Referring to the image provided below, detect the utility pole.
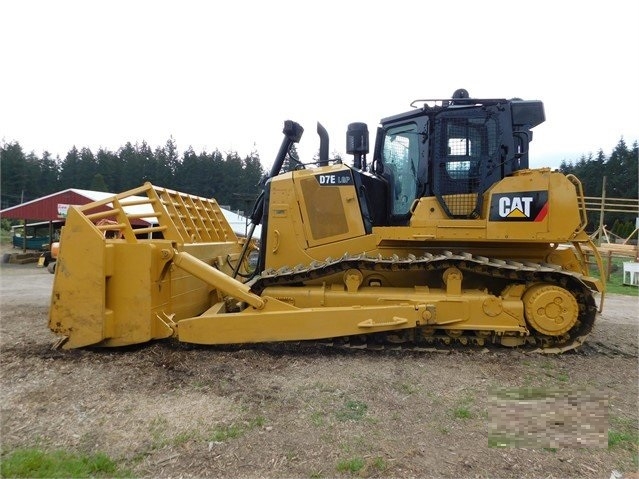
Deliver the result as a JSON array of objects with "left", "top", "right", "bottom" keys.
[{"left": 597, "top": 176, "right": 606, "bottom": 246}]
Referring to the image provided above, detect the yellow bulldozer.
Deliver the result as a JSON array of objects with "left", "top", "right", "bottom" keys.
[{"left": 49, "top": 89, "right": 605, "bottom": 353}]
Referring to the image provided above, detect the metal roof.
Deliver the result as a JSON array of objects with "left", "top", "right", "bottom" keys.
[
  {"left": 1, "top": 189, "right": 116, "bottom": 222},
  {"left": 0, "top": 188, "right": 260, "bottom": 237},
  {"left": 0, "top": 188, "right": 153, "bottom": 226}
]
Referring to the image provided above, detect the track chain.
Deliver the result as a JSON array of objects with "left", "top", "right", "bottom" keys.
[{"left": 250, "top": 251, "right": 599, "bottom": 354}]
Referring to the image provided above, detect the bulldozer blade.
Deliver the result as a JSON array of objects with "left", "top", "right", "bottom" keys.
[{"left": 48, "top": 183, "right": 246, "bottom": 349}]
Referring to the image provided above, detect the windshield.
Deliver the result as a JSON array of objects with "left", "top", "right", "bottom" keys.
[{"left": 382, "top": 123, "right": 419, "bottom": 216}]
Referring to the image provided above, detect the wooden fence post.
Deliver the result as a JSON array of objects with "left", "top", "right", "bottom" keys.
[
  {"left": 597, "top": 176, "right": 606, "bottom": 246},
  {"left": 606, "top": 250, "right": 613, "bottom": 282}
]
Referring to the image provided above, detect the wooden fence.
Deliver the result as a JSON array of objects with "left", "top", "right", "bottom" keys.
[{"left": 584, "top": 176, "right": 639, "bottom": 247}]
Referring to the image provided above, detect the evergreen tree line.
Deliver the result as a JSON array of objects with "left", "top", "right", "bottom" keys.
[
  {"left": 558, "top": 138, "right": 638, "bottom": 237},
  {"left": 0, "top": 138, "right": 266, "bottom": 214}
]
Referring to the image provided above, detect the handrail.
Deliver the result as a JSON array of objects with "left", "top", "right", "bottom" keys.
[{"left": 566, "top": 174, "right": 588, "bottom": 235}]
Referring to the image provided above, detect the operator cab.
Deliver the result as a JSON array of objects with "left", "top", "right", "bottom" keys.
[{"left": 348, "top": 89, "right": 545, "bottom": 225}]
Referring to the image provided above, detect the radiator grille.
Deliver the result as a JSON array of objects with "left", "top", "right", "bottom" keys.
[{"left": 300, "top": 177, "right": 349, "bottom": 240}]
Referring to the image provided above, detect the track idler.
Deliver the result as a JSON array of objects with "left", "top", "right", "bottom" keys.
[{"left": 522, "top": 284, "right": 579, "bottom": 336}]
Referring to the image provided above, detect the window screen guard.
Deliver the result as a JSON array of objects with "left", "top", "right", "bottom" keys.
[{"left": 433, "top": 113, "right": 499, "bottom": 218}]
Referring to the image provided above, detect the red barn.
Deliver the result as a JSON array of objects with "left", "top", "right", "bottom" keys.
[{"left": 1, "top": 188, "right": 153, "bottom": 251}]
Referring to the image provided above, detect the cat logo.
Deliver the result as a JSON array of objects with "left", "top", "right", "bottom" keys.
[
  {"left": 499, "top": 196, "right": 533, "bottom": 218},
  {"left": 489, "top": 191, "right": 549, "bottom": 222}
]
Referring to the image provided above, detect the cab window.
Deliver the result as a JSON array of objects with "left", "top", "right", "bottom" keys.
[{"left": 382, "top": 123, "right": 419, "bottom": 215}]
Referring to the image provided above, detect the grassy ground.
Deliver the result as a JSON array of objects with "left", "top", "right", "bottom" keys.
[
  {"left": 598, "top": 256, "right": 639, "bottom": 296},
  {"left": 0, "top": 448, "right": 131, "bottom": 478},
  {"left": 0, "top": 229, "right": 11, "bottom": 243}
]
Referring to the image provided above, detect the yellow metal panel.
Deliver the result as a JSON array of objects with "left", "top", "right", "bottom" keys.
[
  {"left": 294, "top": 166, "right": 366, "bottom": 248},
  {"left": 49, "top": 208, "right": 107, "bottom": 348},
  {"left": 103, "top": 243, "right": 155, "bottom": 345},
  {"left": 547, "top": 173, "right": 584, "bottom": 239},
  {"left": 485, "top": 171, "right": 553, "bottom": 240},
  {"left": 299, "top": 176, "right": 349, "bottom": 240},
  {"left": 177, "top": 298, "right": 422, "bottom": 344},
  {"left": 176, "top": 285, "right": 527, "bottom": 345},
  {"left": 403, "top": 170, "right": 586, "bottom": 243},
  {"left": 264, "top": 170, "right": 370, "bottom": 269},
  {"left": 266, "top": 179, "right": 309, "bottom": 261}
]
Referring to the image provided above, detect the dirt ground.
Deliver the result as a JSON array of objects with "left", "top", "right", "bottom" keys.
[{"left": 1, "top": 257, "right": 638, "bottom": 479}]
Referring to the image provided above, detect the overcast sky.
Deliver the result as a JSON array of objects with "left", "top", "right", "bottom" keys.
[{"left": 1, "top": 1, "right": 638, "bottom": 173}]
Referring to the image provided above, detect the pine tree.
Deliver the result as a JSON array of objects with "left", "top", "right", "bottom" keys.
[
  {"left": 96, "top": 147, "right": 121, "bottom": 192},
  {"left": 0, "top": 142, "right": 28, "bottom": 207},
  {"left": 153, "top": 137, "right": 179, "bottom": 187},
  {"left": 90, "top": 173, "right": 109, "bottom": 192},
  {"left": 119, "top": 142, "right": 150, "bottom": 190},
  {"left": 59, "top": 146, "right": 81, "bottom": 190},
  {"left": 37, "top": 151, "right": 60, "bottom": 195},
  {"left": 77, "top": 147, "right": 98, "bottom": 187}
]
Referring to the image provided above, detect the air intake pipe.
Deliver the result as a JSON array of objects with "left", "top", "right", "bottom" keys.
[
  {"left": 236, "top": 120, "right": 303, "bottom": 279},
  {"left": 249, "top": 120, "right": 303, "bottom": 226},
  {"left": 317, "top": 122, "right": 329, "bottom": 167}
]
